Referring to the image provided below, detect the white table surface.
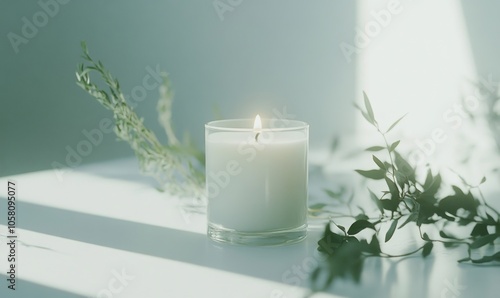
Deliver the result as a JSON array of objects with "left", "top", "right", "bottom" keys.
[{"left": 0, "top": 157, "right": 498, "bottom": 298}]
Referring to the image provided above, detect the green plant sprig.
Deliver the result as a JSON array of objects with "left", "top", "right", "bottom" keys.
[
  {"left": 312, "top": 93, "right": 500, "bottom": 292},
  {"left": 76, "top": 42, "right": 205, "bottom": 197}
]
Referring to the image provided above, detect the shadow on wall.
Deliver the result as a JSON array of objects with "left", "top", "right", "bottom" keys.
[
  {"left": 0, "top": 0, "right": 356, "bottom": 176},
  {"left": 461, "top": 1, "right": 500, "bottom": 77}
]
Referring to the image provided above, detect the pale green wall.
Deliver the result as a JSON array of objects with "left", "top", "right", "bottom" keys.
[{"left": 0, "top": 0, "right": 357, "bottom": 176}]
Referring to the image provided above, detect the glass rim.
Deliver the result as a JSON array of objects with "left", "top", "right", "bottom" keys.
[{"left": 205, "top": 118, "right": 309, "bottom": 132}]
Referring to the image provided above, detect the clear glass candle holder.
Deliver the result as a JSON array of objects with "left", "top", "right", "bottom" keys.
[{"left": 205, "top": 118, "right": 308, "bottom": 246}]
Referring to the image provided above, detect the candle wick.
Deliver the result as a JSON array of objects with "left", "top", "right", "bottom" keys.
[{"left": 255, "top": 132, "right": 260, "bottom": 142}]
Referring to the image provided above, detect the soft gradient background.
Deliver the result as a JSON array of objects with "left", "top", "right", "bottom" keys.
[{"left": 1, "top": 0, "right": 499, "bottom": 176}]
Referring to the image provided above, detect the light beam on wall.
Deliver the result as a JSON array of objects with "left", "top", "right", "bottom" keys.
[{"left": 354, "top": 0, "right": 477, "bottom": 146}]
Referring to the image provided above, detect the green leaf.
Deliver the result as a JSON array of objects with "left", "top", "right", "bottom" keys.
[
  {"left": 445, "top": 240, "right": 464, "bottom": 247},
  {"left": 336, "top": 224, "right": 347, "bottom": 234},
  {"left": 368, "top": 234, "right": 381, "bottom": 254},
  {"left": 389, "top": 140, "right": 400, "bottom": 152},
  {"left": 395, "top": 171, "right": 407, "bottom": 190},
  {"left": 355, "top": 213, "right": 370, "bottom": 221},
  {"left": 355, "top": 169, "right": 386, "bottom": 180},
  {"left": 309, "top": 203, "right": 327, "bottom": 210},
  {"left": 480, "top": 176, "right": 487, "bottom": 184},
  {"left": 422, "top": 242, "right": 433, "bottom": 257},
  {"left": 385, "top": 177, "right": 400, "bottom": 200},
  {"left": 394, "top": 152, "right": 415, "bottom": 181},
  {"left": 452, "top": 185, "right": 466, "bottom": 197},
  {"left": 348, "top": 220, "right": 376, "bottom": 235},
  {"left": 317, "top": 225, "right": 345, "bottom": 255},
  {"left": 458, "top": 257, "right": 471, "bottom": 263},
  {"left": 423, "top": 169, "right": 433, "bottom": 189},
  {"left": 324, "top": 189, "right": 343, "bottom": 200},
  {"left": 360, "top": 111, "right": 373, "bottom": 125},
  {"left": 385, "top": 113, "right": 407, "bottom": 133},
  {"left": 398, "top": 204, "right": 419, "bottom": 229},
  {"left": 422, "top": 233, "right": 430, "bottom": 241},
  {"left": 439, "top": 230, "right": 459, "bottom": 239},
  {"left": 369, "top": 189, "right": 384, "bottom": 213},
  {"left": 363, "top": 91, "right": 376, "bottom": 124},
  {"left": 385, "top": 219, "right": 398, "bottom": 242},
  {"left": 381, "top": 199, "right": 399, "bottom": 212},
  {"left": 485, "top": 213, "right": 497, "bottom": 225},
  {"left": 438, "top": 189, "right": 479, "bottom": 216},
  {"left": 417, "top": 200, "right": 439, "bottom": 226},
  {"left": 372, "top": 155, "right": 386, "bottom": 170},
  {"left": 354, "top": 103, "right": 374, "bottom": 126},
  {"left": 470, "top": 234, "right": 498, "bottom": 249},
  {"left": 470, "top": 223, "right": 489, "bottom": 237},
  {"left": 423, "top": 173, "right": 442, "bottom": 197},
  {"left": 366, "top": 146, "right": 385, "bottom": 152},
  {"left": 471, "top": 251, "right": 500, "bottom": 264}
]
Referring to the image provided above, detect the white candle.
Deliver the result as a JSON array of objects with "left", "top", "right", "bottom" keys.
[{"left": 205, "top": 116, "right": 308, "bottom": 245}]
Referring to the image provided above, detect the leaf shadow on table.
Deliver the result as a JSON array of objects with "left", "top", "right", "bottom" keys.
[
  {"left": 0, "top": 197, "right": 316, "bottom": 290},
  {"left": 318, "top": 249, "right": 436, "bottom": 298},
  {"left": 0, "top": 197, "right": 473, "bottom": 298}
]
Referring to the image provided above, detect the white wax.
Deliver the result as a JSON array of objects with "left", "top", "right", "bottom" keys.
[{"left": 206, "top": 130, "right": 308, "bottom": 232}]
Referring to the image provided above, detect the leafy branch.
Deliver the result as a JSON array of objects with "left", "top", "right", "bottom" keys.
[
  {"left": 312, "top": 92, "right": 500, "bottom": 292},
  {"left": 76, "top": 42, "right": 205, "bottom": 197}
]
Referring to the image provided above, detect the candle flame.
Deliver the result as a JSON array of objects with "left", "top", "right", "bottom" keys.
[{"left": 254, "top": 114, "right": 262, "bottom": 130}]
